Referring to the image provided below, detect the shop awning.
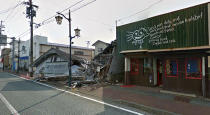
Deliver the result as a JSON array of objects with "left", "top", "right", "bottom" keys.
[
  {"left": 120, "top": 49, "right": 148, "bottom": 54},
  {"left": 120, "top": 46, "right": 210, "bottom": 54},
  {"left": 148, "top": 46, "right": 210, "bottom": 53}
]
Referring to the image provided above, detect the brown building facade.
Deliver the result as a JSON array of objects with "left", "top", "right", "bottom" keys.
[{"left": 1, "top": 48, "right": 11, "bottom": 69}]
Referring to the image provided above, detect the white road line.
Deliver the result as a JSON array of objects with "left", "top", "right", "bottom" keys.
[
  {"left": 0, "top": 93, "right": 20, "bottom": 115},
  {"left": 9, "top": 73, "right": 143, "bottom": 115}
]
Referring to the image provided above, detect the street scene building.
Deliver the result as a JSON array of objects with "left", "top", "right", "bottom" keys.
[
  {"left": 33, "top": 48, "right": 85, "bottom": 77},
  {"left": 92, "top": 40, "right": 109, "bottom": 56},
  {"left": 39, "top": 43, "right": 94, "bottom": 62},
  {"left": 1, "top": 48, "right": 10, "bottom": 69},
  {"left": 117, "top": 3, "right": 210, "bottom": 96}
]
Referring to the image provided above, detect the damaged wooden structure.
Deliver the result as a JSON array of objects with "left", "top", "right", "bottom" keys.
[
  {"left": 33, "top": 48, "right": 86, "bottom": 79},
  {"left": 93, "top": 40, "right": 118, "bottom": 80}
]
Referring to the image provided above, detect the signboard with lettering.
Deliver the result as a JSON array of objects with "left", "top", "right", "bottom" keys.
[
  {"left": 117, "top": 3, "right": 209, "bottom": 51},
  {"left": 0, "top": 35, "right": 7, "bottom": 46}
]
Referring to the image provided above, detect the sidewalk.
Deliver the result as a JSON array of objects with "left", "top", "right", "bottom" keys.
[
  {"left": 10, "top": 71, "right": 34, "bottom": 80},
  {"left": 8, "top": 71, "right": 210, "bottom": 115},
  {"left": 77, "top": 85, "right": 210, "bottom": 115}
]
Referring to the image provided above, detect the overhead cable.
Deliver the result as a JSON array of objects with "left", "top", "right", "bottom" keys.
[
  {"left": 117, "top": 0, "right": 163, "bottom": 22},
  {"left": 0, "top": 1, "right": 23, "bottom": 15},
  {"left": 41, "top": 0, "right": 85, "bottom": 27},
  {"left": 16, "top": 0, "right": 96, "bottom": 39}
]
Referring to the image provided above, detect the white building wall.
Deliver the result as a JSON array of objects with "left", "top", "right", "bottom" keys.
[
  {"left": 94, "top": 43, "right": 108, "bottom": 56},
  {"left": 13, "top": 35, "right": 48, "bottom": 69},
  {"left": 19, "top": 35, "right": 48, "bottom": 60},
  {"left": 33, "top": 35, "right": 48, "bottom": 60},
  {"left": 10, "top": 35, "right": 93, "bottom": 70}
]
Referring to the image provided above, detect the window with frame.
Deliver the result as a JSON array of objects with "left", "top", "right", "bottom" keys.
[
  {"left": 22, "top": 46, "right": 26, "bottom": 54},
  {"left": 74, "top": 51, "right": 84, "bottom": 55},
  {"left": 185, "top": 58, "right": 202, "bottom": 79},
  {"left": 98, "top": 48, "right": 103, "bottom": 53},
  {"left": 165, "top": 59, "right": 178, "bottom": 77},
  {"left": 143, "top": 58, "right": 153, "bottom": 75},
  {"left": 130, "top": 58, "right": 139, "bottom": 75}
]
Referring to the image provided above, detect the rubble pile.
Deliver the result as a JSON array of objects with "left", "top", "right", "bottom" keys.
[{"left": 34, "top": 40, "right": 122, "bottom": 88}]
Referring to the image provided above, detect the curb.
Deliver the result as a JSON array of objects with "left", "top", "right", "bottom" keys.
[
  {"left": 73, "top": 90, "right": 178, "bottom": 115},
  {"left": 160, "top": 90, "right": 196, "bottom": 98},
  {"left": 113, "top": 100, "right": 179, "bottom": 115},
  {"left": 37, "top": 80, "right": 177, "bottom": 115}
]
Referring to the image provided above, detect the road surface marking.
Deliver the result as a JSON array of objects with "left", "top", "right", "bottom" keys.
[
  {"left": 10, "top": 73, "right": 143, "bottom": 115},
  {"left": 0, "top": 93, "right": 20, "bottom": 115}
]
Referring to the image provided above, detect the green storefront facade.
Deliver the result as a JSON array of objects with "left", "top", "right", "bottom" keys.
[{"left": 117, "top": 2, "right": 210, "bottom": 97}]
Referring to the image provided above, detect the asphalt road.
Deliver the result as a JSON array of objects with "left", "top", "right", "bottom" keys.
[{"left": 0, "top": 72, "right": 144, "bottom": 115}]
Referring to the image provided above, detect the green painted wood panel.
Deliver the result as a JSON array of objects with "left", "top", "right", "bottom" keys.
[{"left": 117, "top": 3, "right": 209, "bottom": 52}]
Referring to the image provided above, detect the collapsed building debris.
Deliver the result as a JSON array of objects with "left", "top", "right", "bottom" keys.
[
  {"left": 33, "top": 48, "right": 86, "bottom": 81},
  {"left": 33, "top": 39, "right": 124, "bottom": 86},
  {"left": 90, "top": 40, "right": 123, "bottom": 82}
]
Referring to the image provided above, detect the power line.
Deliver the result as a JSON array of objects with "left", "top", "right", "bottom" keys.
[
  {"left": 86, "top": 17, "right": 115, "bottom": 28},
  {"left": 16, "top": 29, "right": 30, "bottom": 38},
  {"left": 4, "top": 2, "right": 25, "bottom": 23},
  {"left": 0, "top": 1, "right": 24, "bottom": 39},
  {"left": 4, "top": 4, "right": 20, "bottom": 22},
  {"left": 69, "top": 0, "right": 96, "bottom": 14},
  {"left": 16, "top": 0, "right": 97, "bottom": 39},
  {"left": 0, "top": 1, "right": 23, "bottom": 15},
  {"left": 40, "top": 0, "right": 96, "bottom": 26},
  {"left": 40, "top": 0, "right": 85, "bottom": 28},
  {"left": 117, "top": 0, "right": 163, "bottom": 23},
  {"left": 60, "top": 0, "right": 85, "bottom": 13},
  {"left": 40, "top": 0, "right": 97, "bottom": 27}
]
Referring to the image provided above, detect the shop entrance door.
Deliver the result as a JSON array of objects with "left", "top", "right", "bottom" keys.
[{"left": 157, "top": 60, "right": 163, "bottom": 86}]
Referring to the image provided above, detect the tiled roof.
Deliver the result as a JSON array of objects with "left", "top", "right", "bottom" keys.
[
  {"left": 41, "top": 43, "right": 94, "bottom": 50},
  {"left": 92, "top": 40, "right": 109, "bottom": 46},
  {"left": 33, "top": 48, "right": 85, "bottom": 67}
]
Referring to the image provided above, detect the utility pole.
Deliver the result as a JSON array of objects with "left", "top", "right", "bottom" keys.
[
  {"left": 24, "top": 0, "right": 38, "bottom": 77},
  {"left": 0, "top": 21, "right": 5, "bottom": 71},
  {"left": 17, "top": 38, "right": 20, "bottom": 73},
  {"left": 11, "top": 37, "right": 15, "bottom": 72},
  {"left": 29, "top": 0, "right": 33, "bottom": 77},
  {"left": 86, "top": 41, "right": 90, "bottom": 48},
  {"left": 69, "top": 10, "right": 72, "bottom": 86},
  {"left": 0, "top": 21, "right": 5, "bottom": 35},
  {"left": 0, "top": 21, "right": 5, "bottom": 50}
]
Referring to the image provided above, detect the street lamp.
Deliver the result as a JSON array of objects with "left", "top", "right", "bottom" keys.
[
  {"left": 55, "top": 10, "right": 80, "bottom": 87},
  {"left": 74, "top": 28, "right": 80, "bottom": 37},
  {"left": 55, "top": 15, "right": 63, "bottom": 25}
]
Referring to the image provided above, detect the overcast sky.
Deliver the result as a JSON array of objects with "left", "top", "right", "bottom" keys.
[{"left": 0, "top": 0, "right": 209, "bottom": 49}]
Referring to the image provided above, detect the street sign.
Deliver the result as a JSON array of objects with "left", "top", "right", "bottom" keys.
[{"left": 0, "top": 35, "right": 7, "bottom": 46}]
